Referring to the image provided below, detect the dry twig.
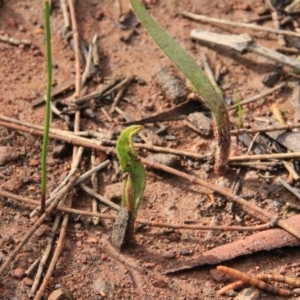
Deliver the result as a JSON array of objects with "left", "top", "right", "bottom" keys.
[
  {"left": 0, "top": 189, "right": 277, "bottom": 232},
  {"left": 182, "top": 11, "right": 300, "bottom": 39},
  {"left": 217, "top": 265, "right": 293, "bottom": 297},
  {"left": 0, "top": 34, "right": 31, "bottom": 46}
]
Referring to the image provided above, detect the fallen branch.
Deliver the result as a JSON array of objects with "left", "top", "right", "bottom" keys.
[{"left": 163, "top": 214, "right": 300, "bottom": 274}]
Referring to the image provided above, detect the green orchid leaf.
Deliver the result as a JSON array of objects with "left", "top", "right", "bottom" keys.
[
  {"left": 116, "top": 125, "right": 146, "bottom": 210},
  {"left": 129, "top": 0, "right": 230, "bottom": 174}
]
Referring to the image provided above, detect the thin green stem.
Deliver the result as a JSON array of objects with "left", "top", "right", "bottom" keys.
[{"left": 41, "top": 0, "right": 52, "bottom": 214}]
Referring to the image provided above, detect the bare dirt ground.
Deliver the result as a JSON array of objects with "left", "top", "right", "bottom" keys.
[{"left": 1, "top": 0, "right": 300, "bottom": 299}]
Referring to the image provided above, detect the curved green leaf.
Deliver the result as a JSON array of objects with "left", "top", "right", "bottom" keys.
[
  {"left": 129, "top": 0, "right": 230, "bottom": 173},
  {"left": 117, "top": 126, "right": 146, "bottom": 210}
]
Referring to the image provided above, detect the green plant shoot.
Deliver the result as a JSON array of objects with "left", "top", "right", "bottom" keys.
[
  {"left": 129, "top": 0, "right": 230, "bottom": 174},
  {"left": 233, "top": 89, "right": 243, "bottom": 130},
  {"left": 116, "top": 125, "right": 146, "bottom": 210},
  {"left": 41, "top": 0, "right": 52, "bottom": 214},
  {"left": 292, "top": 55, "right": 300, "bottom": 74}
]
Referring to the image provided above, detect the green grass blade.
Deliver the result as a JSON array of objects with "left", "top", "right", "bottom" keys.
[
  {"left": 129, "top": 0, "right": 230, "bottom": 173},
  {"left": 41, "top": 0, "right": 52, "bottom": 213}
]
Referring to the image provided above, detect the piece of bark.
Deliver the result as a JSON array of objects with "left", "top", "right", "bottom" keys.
[
  {"left": 0, "top": 146, "right": 23, "bottom": 165},
  {"left": 163, "top": 214, "right": 300, "bottom": 274}
]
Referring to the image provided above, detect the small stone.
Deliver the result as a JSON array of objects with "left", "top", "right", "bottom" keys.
[
  {"left": 22, "top": 277, "right": 33, "bottom": 287},
  {"left": 93, "top": 277, "right": 114, "bottom": 297},
  {"left": 2, "top": 176, "right": 23, "bottom": 191},
  {"left": 34, "top": 27, "right": 44, "bottom": 34},
  {"left": 180, "top": 248, "right": 193, "bottom": 256},
  {"left": 226, "top": 290, "right": 238, "bottom": 297},
  {"left": 48, "top": 288, "right": 73, "bottom": 300},
  {"left": 29, "top": 159, "right": 39, "bottom": 167},
  {"left": 147, "top": 153, "right": 180, "bottom": 167},
  {"left": 151, "top": 279, "right": 168, "bottom": 288},
  {"left": 12, "top": 267, "right": 25, "bottom": 279},
  {"left": 0, "top": 146, "right": 21, "bottom": 165},
  {"left": 86, "top": 237, "right": 97, "bottom": 243},
  {"left": 186, "top": 112, "right": 212, "bottom": 136},
  {"left": 32, "top": 49, "right": 42, "bottom": 57},
  {"left": 234, "top": 287, "right": 264, "bottom": 300},
  {"left": 163, "top": 251, "right": 176, "bottom": 259}
]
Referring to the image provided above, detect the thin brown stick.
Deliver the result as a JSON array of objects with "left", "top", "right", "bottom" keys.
[
  {"left": 102, "top": 140, "right": 207, "bottom": 160},
  {"left": 0, "top": 34, "right": 31, "bottom": 46},
  {"left": 217, "top": 266, "right": 293, "bottom": 297},
  {"left": 218, "top": 280, "right": 246, "bottom": 295},
  {"left": 0, "top": 175, "right": 78, "bottom": 278},
  {"left": 68, "top": 0, "right": 81, "bottom": 98},
  {"left": 229, "top": 152, "right": 300, "bottom": 161},
  {"left": 0, "top": 115, "right": 207, "bottom": 160},
  {"left": 60, "top": 0, "right": 70, "bottom": 32},
  {"left": 91, "top": 149, "right": 100, "bottom": 225},
  {"left": 143, "top": 160, "right": 300, "bottom": 240},
  {"left": 72, "top": 78, "right": 121, "bottom": 105},
  {"left": 0, "top": 189, "right": 276, "bottom": 232},
  {"left": 278, "top": 177, "right": 300, "bottom": 200},
  {"left": 25, "top": 258, "right": 40, "bottom": 277},
  {"left": 201, "top": 53, "right": 219, "bottom": 93},
  {"left": 230, "top": 123, "right": 300, "bottom": 134},
  {"left": 81, "top": 41, "right": 93, "bottom": 87},
  {"left": 229, "top": 82, "right": 286, "bottom": 111},
  {"left": 91, "top": 33, "right": 99, "bottom": 66},
  {"left": 181, "top": 11, "right": 300, "bottom": 39},
  {"left": 80, "top": 183, "right": 121, "bottom": 211},
  {"left": 257, "top": 274, "right": 300, "bottom": 287},
  {"left": 110, "top": 75, "right": 135, "bottom": 113}
]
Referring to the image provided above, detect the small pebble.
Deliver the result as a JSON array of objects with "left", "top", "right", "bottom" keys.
[
  {"left": 180, "top": 249, "right": 193, "bottom": 256},
  {"left": 163, "top": 251, "right": 176, "bottom": 259},
  {"left": 2, "top": 176, "right": 23, "bottom": 191},
  {"left": 22, "top": 277, "right": 33, "bottom": 287},
  {"left": 29, "top": 159, "right": 39, "bottom": 167},
  {"left": 12, "top": 267, "right": 25, "bottom": 279},
  {"left": 48, "top": 288, "right": 73, "bottom": 300}
]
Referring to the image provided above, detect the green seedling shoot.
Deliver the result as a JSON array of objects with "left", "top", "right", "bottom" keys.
[
  {"left": 117, "top": 125, "right": 146, "bottom": 210},
  {"left": 111, "top": 125, "right": 146, "bottom": 249},
  {"left": 233, "top": 89, "right": 243, "bottom": 130},
  {"left": 129, "top": 0, "right": 230, "bottom": 174},
  {"left": 40, "top": 0, "right": 52, "bottom": 214},
  {"left": 292, "top": 55, "right": 300, "bottom": 74}
]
